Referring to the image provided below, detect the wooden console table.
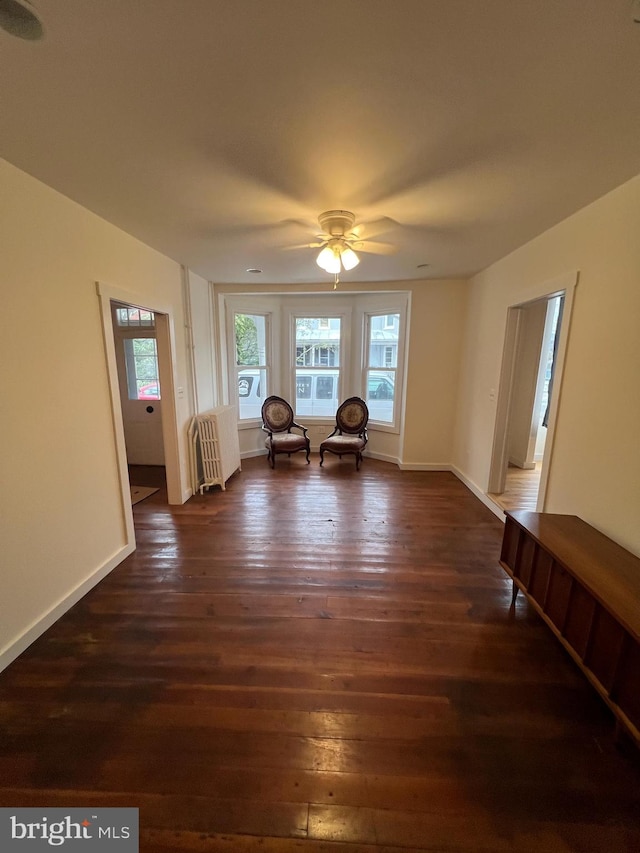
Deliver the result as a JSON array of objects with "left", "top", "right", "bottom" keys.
[{"left": 500, "top": 511, "right": 640, "bottom": 745}]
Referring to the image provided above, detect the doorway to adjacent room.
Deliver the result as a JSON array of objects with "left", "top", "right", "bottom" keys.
[{"left": 488, "top": 273, "right": 576, "bottom": 513}]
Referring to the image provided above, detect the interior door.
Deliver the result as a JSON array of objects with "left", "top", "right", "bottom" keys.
[{"left": 112, "top": 303, "right": 165, "bottom": 466}]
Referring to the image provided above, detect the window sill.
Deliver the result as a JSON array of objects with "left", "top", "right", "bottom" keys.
[
  {"left": 238, "top": 418, "right": 262, "bottom": 430},
  {"left": 368, "top": 421, "right": 400, "bottom": 435}
]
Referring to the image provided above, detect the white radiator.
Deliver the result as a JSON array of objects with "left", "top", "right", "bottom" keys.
[{"left": 188, "top": 406, "right": 241, "bottom": 494}]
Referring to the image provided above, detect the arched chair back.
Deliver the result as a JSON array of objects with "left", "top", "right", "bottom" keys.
[
  {"left": 261, "top": 395, "right": 310, "bottom": 468},
  {"left": 320, "top": 397, "right": 369, "bottom": 470}
]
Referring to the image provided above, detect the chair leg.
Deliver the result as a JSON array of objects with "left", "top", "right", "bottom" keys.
[
  {"left": 356, "top": 452, "right": 361, "bottom": 471},
  {"left": 305, "top": 446, "right": 310, "bottom": 464},
  {"left": 319, "top": 448, "right": 324, "bottom": 467}
]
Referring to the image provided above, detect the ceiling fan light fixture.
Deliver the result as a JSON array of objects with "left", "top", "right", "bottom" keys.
[
  {"left": 316, "top": 245, "right": 341, "bottom": 274},
  {"left": 340, "top": 246, "right": 359, "bottom": 270}
]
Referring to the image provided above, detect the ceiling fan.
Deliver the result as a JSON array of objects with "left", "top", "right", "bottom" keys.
[{"left": 304, "top": 210, "right": 396, "bottom": 280}]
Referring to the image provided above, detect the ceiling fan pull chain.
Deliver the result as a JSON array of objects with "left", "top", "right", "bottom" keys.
[{"left": 333, "top": 273, "right": 340, "bottom": 290}]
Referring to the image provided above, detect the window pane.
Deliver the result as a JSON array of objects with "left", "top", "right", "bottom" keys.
[
  {"left": 234, "top": 313, "right": 268, "bottom": 420},
  {"left": 369, "top": 313, "right": 399, "bottom": 367},
  {"left": 124, "top": 338, "right": 161, "bottom": 400},
  {"left": 238, "top": 368, "right": 265, "bottom": 420},
  {"left": 366, "top": 370, "right": 395, "bottom": 423},
  {"left": 295, "top": 317, "right": 341, "bottom": 368},
  {"left": 295, "top": 369, "right": 339, "bottom": 417},
  {"left": 316, "top": 376, "right": 334, "bottom": 399},
  {"left": 235, "top": 313, "right": 266, "bottom": 366},
  {"left": 296, "top": 375, "right": 312, "bottom": 399},
  {"left": 295, "top": 318, "right": 341, "bottom": 418},
  {"left": 296, "top": 345, "right": 312, "bottom": 366},
  {"left": 116, "top": 307, "right": 156, "bottom": 328}
]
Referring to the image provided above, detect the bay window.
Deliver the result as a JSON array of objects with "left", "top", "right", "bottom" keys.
[{"left": 223, "top": 293, "right": 407, "bottom": 436}]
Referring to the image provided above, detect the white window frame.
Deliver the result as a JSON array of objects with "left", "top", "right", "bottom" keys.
[
  {"left": 219, "top": 293, "right": 407, "bottom": 438},
  {"left": 361, "top": 301, "right": 407, "bottom": 434},
  {"left": 234, "top": 311, "right": 270, "bottom": 424},
  {"left": 223, "top": 297, "right": 276, "bottom": 428},
  {"left": 123, "top": 336, "right": 161, "bottom": 400},
  {"left": 115, "top": 305, "right": 156, "bottom": 328},
  {"left": 291, "top": 312, "right": 347, "bottom": 421}
]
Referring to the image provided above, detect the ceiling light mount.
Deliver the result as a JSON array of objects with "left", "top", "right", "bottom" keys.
[
  {"left": 315, "top": 210, "right": 360, "bottom": 286},
  {"left": 317, "top": 209, "right": 356, "bottom": 238}
]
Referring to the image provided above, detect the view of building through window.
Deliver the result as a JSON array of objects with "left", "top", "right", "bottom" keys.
[
  {"left": 365, "top": 313, "right": 399, "bottom": 423},
  {"left": 295, "top": 317, "right": 341, "bottom": 417}
]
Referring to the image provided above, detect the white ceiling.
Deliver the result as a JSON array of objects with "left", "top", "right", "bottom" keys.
[{"left": 1, "top": 0, "right": 639, "bottom": 285}]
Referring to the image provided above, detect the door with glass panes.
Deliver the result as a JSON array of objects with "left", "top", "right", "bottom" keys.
[{"left": 112, "top": 303, "right": 165, "bottom": 465}]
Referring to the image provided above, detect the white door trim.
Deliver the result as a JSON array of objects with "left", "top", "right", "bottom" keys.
[
  {"left": 488, "top": 270, "right": 579, "bottom": 511},
  {"left": 96, "top": 282, "right": 184, "bottom": 520}
]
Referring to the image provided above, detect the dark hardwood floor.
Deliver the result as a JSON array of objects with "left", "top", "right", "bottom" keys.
[
  {"left": 128, "top": 464, "right": 167, "bottom": 490},
  {"left": 1, "top": 455, "right": 639, "bottom": 851}
]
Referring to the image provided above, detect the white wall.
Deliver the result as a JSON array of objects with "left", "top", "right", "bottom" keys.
[
  {"left": 402, "top": 280, "right": 468, "bottom": 467},
  {"left": 454, "top": 175, "right": 640, "bottom": 555},
  {"left": 185, "top": 270, "right": 217, "bottom": 413},
  {"left": 0, "top": 159, "right": 192, "bottom": 669}
]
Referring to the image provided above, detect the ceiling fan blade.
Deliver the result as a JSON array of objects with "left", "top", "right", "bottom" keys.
[
  {"left": 352, "top": 240, "right": 397, "bottom": 256},
  {"left": 282, "top": 241, "right": 326, "bottom": 251},
  {"left": 349, "top": 217, "right": 399, "bottom": 241}
]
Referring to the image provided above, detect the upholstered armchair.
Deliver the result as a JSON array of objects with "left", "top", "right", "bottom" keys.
[
  {"left": 261, "top": 396, "right": 310, "bottom": 468},
  {"left": 319, "top": 397, "right": 369, "bottom": 470}
]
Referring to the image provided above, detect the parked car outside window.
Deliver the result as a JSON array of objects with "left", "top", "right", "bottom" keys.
[{"left": 138, "top": 382, "right": 160, "bottom": 399}]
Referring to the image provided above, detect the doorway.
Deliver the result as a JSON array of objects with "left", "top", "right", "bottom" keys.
[
  {"left": 98, "top": 281, "right": 184, "bottom": 553},
  {"left": 111, "top": 301, "right": 167, "bottom": 502},
  {"left": 488, "top": 274, "right": 576, "bottom": 513}
]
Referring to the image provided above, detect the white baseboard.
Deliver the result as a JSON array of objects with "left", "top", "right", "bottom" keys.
[
  {"left": 366, "top": 450, "right": 400, "bottom": 466},
  {"left": 508, "top": 456, "right": 536, "bottom": 470},
  {"left": 398, "top": 462, "right": 452, "bottom": 471},
  {"left": 0, "top": 542, "right": 135, "bottom": 674},
  {"left": 367, "top": 459, "right": 505, "bottom": 523},
  {"left": 240, "top": 448, "right": 269, "bottom": 459},
  {"left": 450, "top": 465, "right": 505, "bottom": 522}
]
